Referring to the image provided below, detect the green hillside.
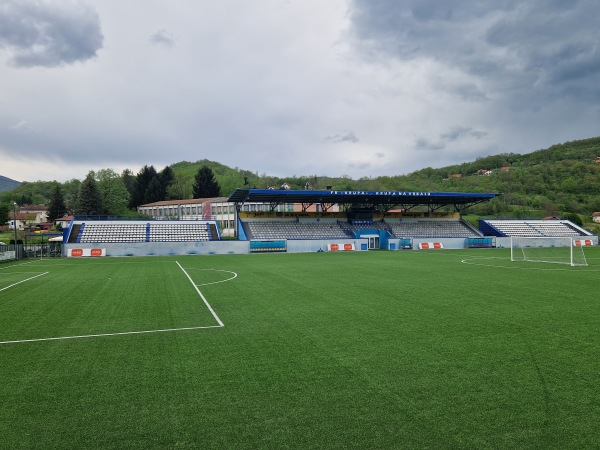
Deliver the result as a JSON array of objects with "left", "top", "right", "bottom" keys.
[
  {"left": 1, "top": 137, "right": 599, "bottom": 226},
  {"left": 374, "top": 136, "right": 600, "bottom": 218}
]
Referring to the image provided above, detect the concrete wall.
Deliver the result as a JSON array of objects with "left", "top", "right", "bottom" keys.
[
  {"left": 65, "top": 241, "right": 249, "bottom": 257},
  {"left": 411, "top": 238, "right": 468, "bottom": 250},
  {"left": 64, "top": 239, "right": 370, "bottom": 257},
  {"left": 286, "top": 239, "right": 368, "bottom": 253},
  {"left": 63, "top": 235, "right": 598, "bottom": 257},
  {"left": 495, "top": 236, "right": 599, "bottom": 248}
]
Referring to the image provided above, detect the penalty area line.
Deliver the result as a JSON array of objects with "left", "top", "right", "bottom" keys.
[
  {"left": 0, "top": 325, "right": 223, "bottom": 345},
  {"left": 0, "top": 272, "right": 49, "bottom": 293}
]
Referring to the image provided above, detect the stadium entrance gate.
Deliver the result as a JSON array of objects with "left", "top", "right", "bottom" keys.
[{"left": 364, "top": 234, "right": 380, "bottom": 250}]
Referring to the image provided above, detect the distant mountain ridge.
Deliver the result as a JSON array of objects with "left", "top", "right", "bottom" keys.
[{"left": 0, "top": 175, "right": 21, "bottom": 193}]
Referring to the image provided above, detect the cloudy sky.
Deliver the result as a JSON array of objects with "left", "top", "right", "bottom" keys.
[{"left": 1, "top": 0, "right": 599, "bottom": 183}]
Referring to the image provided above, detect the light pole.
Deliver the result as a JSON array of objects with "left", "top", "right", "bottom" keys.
[{"left": 12, "top": 202, "right": 18, "bottom": 260}]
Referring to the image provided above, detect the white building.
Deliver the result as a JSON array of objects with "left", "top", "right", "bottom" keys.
[
  {"left": 8, "top": 205, "right": 49, "bottom": 230},
  {"left": 138, "top": 197, "right": 296, "bottom": 237}
]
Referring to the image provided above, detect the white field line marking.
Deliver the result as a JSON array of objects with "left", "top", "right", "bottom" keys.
[
  {"left": 0, "top": 271, "right": 48, "bottom": 275},
  {"left": 0, "top": 325, "right": 223, "bottom": 345},
  {"left": 176, "top": 261, "right": 224, "bottom": 327},
  {"left": 0, "top": 260, "right": 39, "bottom": 271},
  {"left": 461, "top": 259, "right": 600, "bottom": 272},
  {"left": 0, "top": 272, "right": 49, "bottom": 293},
  {"left": 0, "top": 264, "right": 229, "bottom": 345},
  {"left": 184, "top": 268, "right": 238, "bottom": 286}
]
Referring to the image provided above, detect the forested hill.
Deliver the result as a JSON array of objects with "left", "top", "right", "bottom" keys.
[
  {"left": 370, "top": 136, "right": 600, "bottom": 217},
  {"left": 0, "top": 175, "right": 21, "bottom": 193},
  {"left": 1, "top": 136, "right": 599, "bottom": 221}
]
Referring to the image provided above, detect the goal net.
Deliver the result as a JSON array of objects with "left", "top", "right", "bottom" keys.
[{"left": 510, "top": 237, "right": 588, "bottom": 267}]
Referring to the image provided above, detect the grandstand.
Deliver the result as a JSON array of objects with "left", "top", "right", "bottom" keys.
[
  {"left": 387, "top": 219, "right": 480, "bottom": 239},
  {"left": 51, "top": 189, "right": 597, "bottom": 258},
  {"left": 479, "top": 219, "right": 593, "bottom": 238},
  {"left": 242, "top": 217, "right": 481, "bottom": 241},
  {"left": 244, "top": 220, "right": 350, "bottom": 240},
  {"left": 67, "top": 220, "right": 219, "bottom": 244}
]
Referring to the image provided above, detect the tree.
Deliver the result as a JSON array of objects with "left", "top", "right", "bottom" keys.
[
  {"left": 167, "top": 178, "right": 192, "bottom": 200},
  {"left": 19, "top": 194, "right": 33, "bottom": 205},
  {"left": 62, "top": 178, "right": 81, "bottom": 213},
  {"left": 47, "top": 183, "right": 67, "bottom": 222},
  {"left": 565, "top": 212, "right": 583, "bottom": 227},
  {"left": 0, "top": 203, "right": 9, "bottom": 226},
  {"left": 129, "top": 165, "right": 157, "bottom": 208},
  {"left": 193, "top": 166, "right": 221, "bottom": 198},
  {"left": 159, "top": 166, "right": 175, "bottom": 199},
  {"left": 145, "top": 176, "right": 164, "bottom": 204},
  {"left": 121, "top": 169, "right": 136, "bottom": 197},
  {"left": 96, "top": 169, "right": 130, "bottom": 215},
  {"left": 76, "top": 172, "right": 103, "bottom": 216}
]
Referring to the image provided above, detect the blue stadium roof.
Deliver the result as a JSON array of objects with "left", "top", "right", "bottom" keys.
[{"left": 227, "top": 189, "right": 499, "bottom": 212}]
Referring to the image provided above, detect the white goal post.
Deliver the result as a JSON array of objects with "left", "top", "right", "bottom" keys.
[{"left": 510, "top": 237, "right": 589, "bottom": 267}]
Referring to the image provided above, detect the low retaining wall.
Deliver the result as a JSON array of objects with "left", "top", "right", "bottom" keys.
[
  {"left": 287, "top": 239, "right": 368, "bottom": 253},
  {"left": 411, "top": 238, "right": 472, "bottom": 250},
  {"left": 62, "top": 235, "right": 598, "bottom": 257},
  {"left": 64, "top": 241, "right": 249, "bottom": 257},
  {"left": 64, "top": 239, "right": 368, "bottom": 257}
]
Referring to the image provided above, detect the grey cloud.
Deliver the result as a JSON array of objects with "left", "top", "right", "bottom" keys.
[
  {"left": 150, "top": 29, "right": 176, "bottom": 48},
  {"left": 453, "top": 83, "right": 488, "bottom": 102},
  {"left": 417, "top": 126, "right": 487, "bottom": 151},
  {"left": 347, "top": 161, "right": 372, "bottom": 171},
  {"left": 0, "top": 0, "right": 103, "bottom": 68},
  {"left": 415, "top": 137, "right": 444, "bottom": 151},
  {"left": 349, "top": 0, "right": 600, "bottom": 105},
  {"left": 440, "top": 127, "right": 487, "bottom": 141},
  {"left": 325, "top": 131, "right": 359, "bottom": 144}
]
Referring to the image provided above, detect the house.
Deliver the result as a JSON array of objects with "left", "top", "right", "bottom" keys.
[
  {"left": 7, "top": 204, "right": 49, "bottom": 230},
  {"left": 19, "top": 205, "right": 48, "bottom": 223},
  {"left": 476, "top": 169, "right": 493, "bottom": 176},
  {"left": 55, "top": 215, "right": 74, "bottom": 229},
  {"left": 8, "top": 212, "right": 36, "bottom": 230},
  {"left": 595, "top": 156, "right": 600, "bottom": 163},
  {"left": 501, "top": 166, "right": 511, "bottom": 172},
  {"left": 593, "top": 212, "right": 600, "bottom": 224},
  {"left": 449, "top": 174, "right": 462, "bottom": 179}
]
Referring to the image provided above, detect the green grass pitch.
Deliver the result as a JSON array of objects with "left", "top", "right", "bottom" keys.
[{"left": 1, "top": 248, "right": 600, "bottom": 449}]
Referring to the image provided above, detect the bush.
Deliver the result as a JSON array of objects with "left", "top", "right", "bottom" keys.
[{"left": 564, "top": 213, "right": 583, "bottom": 227}]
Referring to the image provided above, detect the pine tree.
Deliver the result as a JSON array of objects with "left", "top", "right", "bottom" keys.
[
  {"left": 121, "top": 169, "right": 136, "bottom": 197},
  {"left": 129, "top": 165, "right": 157, "bottom": 208},
  {"left": 0, "top": 203, "right": 9, "bottom": 227},
  {"left": 193, "top": 166, "right": 221, "bottom": 198},
  {"left": 145, "top": 176, "right": 164, "bottom": 204},
  {"left": 76, "top": 173, "right": 103, "bottom": 216},
  {"left": 47, "top": 183, "right": 67, "bottom": 222},
  {"left": 159, "top": 166, "right": 175, "bottom": 199}
]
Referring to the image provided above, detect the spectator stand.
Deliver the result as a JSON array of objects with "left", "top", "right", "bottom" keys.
[{"left": 229, "top": 189, "right": 499, "bottom": 251}]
